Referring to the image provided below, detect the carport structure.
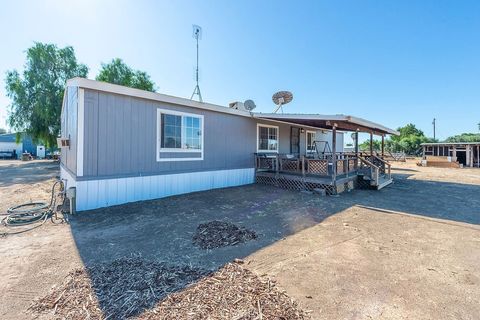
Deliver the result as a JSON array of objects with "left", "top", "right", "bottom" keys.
[{"left": 252, "top": 113, "right": 399, "bottom": 194}]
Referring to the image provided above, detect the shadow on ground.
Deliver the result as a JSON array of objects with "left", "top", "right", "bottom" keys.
[
  {"left": 68, "top": 171, "right": 480, "bottom": 317},
  {"left": 0, "top": 161, "right": 59, "bottom": 187}
]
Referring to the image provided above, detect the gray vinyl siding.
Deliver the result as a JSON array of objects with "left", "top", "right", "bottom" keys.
[
  {"left": 80, "top": 88, "right": 343, "bottom": 180},
  {"left": 60, "top": 87, "right": 78, "bottom": 175},
  {"left": 82, "top": 89, "right": 257, "bottom": 179}
]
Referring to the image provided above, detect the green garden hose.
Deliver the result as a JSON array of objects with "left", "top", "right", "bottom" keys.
[{"left": 1, "top": 180, "right": 67, "bottom": 236}]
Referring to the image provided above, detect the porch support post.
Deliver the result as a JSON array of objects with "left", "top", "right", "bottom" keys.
[
  {"left": 466, "top": 146, "right": 470, "bottom": 167},
  {"left": 381, "top": 134, "right": 385, "bottom": 158},
  {"left": 470, "top": 145, "right": 474, "bottom": 167},
  {"left": 477, "top": 145, "right": 479, "bottom": 167},
  {"left": 354, "top": 131, "right": 359, "bottom": 170},
  {"left": 332, "top": 126, "right": 337, "bottom": 185},
  {"left": 370, "top": 132, "right": 374, "bottom": 157},
  {"left": 354, "top": 131, "right": 359, "bottom": 156}
]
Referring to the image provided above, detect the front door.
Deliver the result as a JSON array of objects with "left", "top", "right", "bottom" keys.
[{"left": 290, "top": 127, "right": 300, "bottom": 155}]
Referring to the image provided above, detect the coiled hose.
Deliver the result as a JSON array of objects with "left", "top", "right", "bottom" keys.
[{"left": 1, "top": 180, "right": 67, "bottom": 236}]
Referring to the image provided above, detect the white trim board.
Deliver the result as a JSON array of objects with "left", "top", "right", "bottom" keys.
[
  {"left": 156, "top": 108, "right": 205, "bottom": 161},
  {"left": 60, "top": 165, "right": 76, "bottom": 190},
  {"left": 256, "top": 123, "right": 280, "bottom": 153},
  {"left": 76, "top": 88, "right": 85, "bottom": 176},
  {"left": 73, "top": 168, "right": 255, "bottom": 211},
  {"left": 306, "top": 130, "right": 316, "bottom": 153}
]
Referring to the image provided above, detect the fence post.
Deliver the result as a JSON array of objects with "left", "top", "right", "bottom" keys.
[{"left": 332, "top": 126, "right": 337, "bottom": 186}]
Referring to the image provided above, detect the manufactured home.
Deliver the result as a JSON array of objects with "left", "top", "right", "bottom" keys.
[{"left": 60, "top": 78, "right": 398, "bottom": 211}]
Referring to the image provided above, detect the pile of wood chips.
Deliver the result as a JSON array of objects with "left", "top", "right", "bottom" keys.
[
  {"left": 30, "top": 257, "right": 209, "bottom": 319},
  {"left": 30, "top": 258, "right": 308, "bottom": 320},
  {"left": 192, "top": 220, "right": 257, "bottom": 249},
  {"left": 140, "top": 260, "right": 309, "bottom": 320}
]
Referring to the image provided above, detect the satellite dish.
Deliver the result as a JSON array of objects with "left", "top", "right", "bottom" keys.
[
  {"left": 244, "top": 99, "right": 256, "bottom": 111},
  {"left": 272, "top": 91, "right": 293, "bottom": 113}
]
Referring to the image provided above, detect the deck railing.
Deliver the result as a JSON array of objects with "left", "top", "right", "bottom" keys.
[{"left": 255, "top": 153, "right": 358, "bottom": 180}]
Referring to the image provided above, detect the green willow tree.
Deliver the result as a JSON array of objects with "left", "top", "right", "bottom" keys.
[
  {"left": 445, "top": 133, "right": 480, "bottom": 143},
  {"left": 5, "top": 43, "right": 88, "bottom": 146},
  {"left": 96, "top": 58, "right": 156, "bottom": 92},
  {"left": 359, "top": 123, "right": 434, "bottom": 155}
]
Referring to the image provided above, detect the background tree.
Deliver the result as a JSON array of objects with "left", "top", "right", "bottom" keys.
[
  {"left": 5, "top": 43, "right": 88, "bottom": 146},
  {"left": 360, "top": 123, "right": 434, "bottom": 155},
  {"left": 0, "top": 128, "right": 6, "bottom": 134},
  {"left": 96, "top": 58, "right": 156, "bottom": 92},
  {"left": 445, "top": 133, "right": 480, "bottom": 143}
]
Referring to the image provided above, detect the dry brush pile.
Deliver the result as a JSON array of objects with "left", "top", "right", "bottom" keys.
[{"left": 30, "top": 258, "right": 308, "bottom": 320}]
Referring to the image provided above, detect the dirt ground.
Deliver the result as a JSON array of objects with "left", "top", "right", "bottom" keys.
[{"left": 0, "top": 159, "right": 479, "bottom": 319}]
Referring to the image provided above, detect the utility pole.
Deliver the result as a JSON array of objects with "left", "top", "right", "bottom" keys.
[{"left": 432, "top": 118, "right": 436, "bottom": 141}]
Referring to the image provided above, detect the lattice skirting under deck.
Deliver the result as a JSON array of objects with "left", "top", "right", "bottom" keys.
[{"left": 255, "top": 175, "right": 337, "bottom": 195}]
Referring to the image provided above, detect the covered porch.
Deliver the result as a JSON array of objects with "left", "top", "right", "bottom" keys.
[{"left": 252, "top": 113, "right": 399, "bottom": 194}]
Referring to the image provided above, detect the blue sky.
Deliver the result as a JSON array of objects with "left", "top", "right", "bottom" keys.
[{"left": 0, "top": 0, "right": 479, "bottom": 142}]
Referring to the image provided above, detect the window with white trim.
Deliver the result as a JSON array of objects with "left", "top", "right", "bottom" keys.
[
  {"left": 257, "top": 125, "right": 279, "bottom": 152},
  {"left": 306, "top": 131, "right": 316, "bottom": 152},
  {"left": 157, "top": 109, "right": 203, "bottom": 155}
]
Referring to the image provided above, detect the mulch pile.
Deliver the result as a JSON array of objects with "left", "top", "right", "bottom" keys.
[
  {"left": 30, "top": 258, "right": 309, "bottom": 320},
  {"left": 29, "top": 257, "right": 208, "bottom": 319},
  {"left": 141, "top": 260, "right": 309, "bottom": 320},
  {"left": 192, "top": 220, "right": 257, "bottom": 249}
]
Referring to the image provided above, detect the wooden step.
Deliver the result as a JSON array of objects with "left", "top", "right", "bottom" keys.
[{"left": 376, "top": 178, "right": 393, "bottom": 190}]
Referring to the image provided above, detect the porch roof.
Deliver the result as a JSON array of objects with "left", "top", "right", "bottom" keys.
[{"left": 252, "top": 113, "right": 399, "bottom": 136}]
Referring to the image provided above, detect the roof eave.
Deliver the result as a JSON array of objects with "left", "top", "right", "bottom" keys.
[
  {"left": 66, "top": 78, "right": 252, "bottom": 118},
  {"left": 253, "top": 113, "right": 399, "bottom": 136}
]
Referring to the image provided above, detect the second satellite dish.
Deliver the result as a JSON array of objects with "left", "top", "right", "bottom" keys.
[
  {"left": 244, "top": 99, "right": 256, "bottom": 111},
  {"left": 272, "top": 91, "right": 293, "bottom": 113}
]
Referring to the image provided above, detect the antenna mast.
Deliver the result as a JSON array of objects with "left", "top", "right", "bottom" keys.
[{"left": 191, "top": 25, "right": 203, "bottom": 102}]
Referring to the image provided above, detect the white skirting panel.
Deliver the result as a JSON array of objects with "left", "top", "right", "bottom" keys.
[
  {"left": 60, "top": 166, "right": 76, "bottom": 190},
  {"left": 73, "top": 168, "right": 255, "bottom": 211}
]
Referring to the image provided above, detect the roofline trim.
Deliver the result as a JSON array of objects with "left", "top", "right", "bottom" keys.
[
  {"left": 66, "top": 78, "right": 252, "bottom": 118},
  {"left": 252, "top": 113, "right": 399, "bottom": 135}
]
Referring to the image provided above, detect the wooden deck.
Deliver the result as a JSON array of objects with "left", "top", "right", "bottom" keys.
[{"left": 254, "top": 153, "right": 392, "bottom": 194}]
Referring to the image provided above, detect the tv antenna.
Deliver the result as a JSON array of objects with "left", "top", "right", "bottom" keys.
[
  {"left": 272, "top": 91, "right": 293, "bottom": 113},
  {"left": 190, "top": 24, "right": 203, "bottom": 102}
]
